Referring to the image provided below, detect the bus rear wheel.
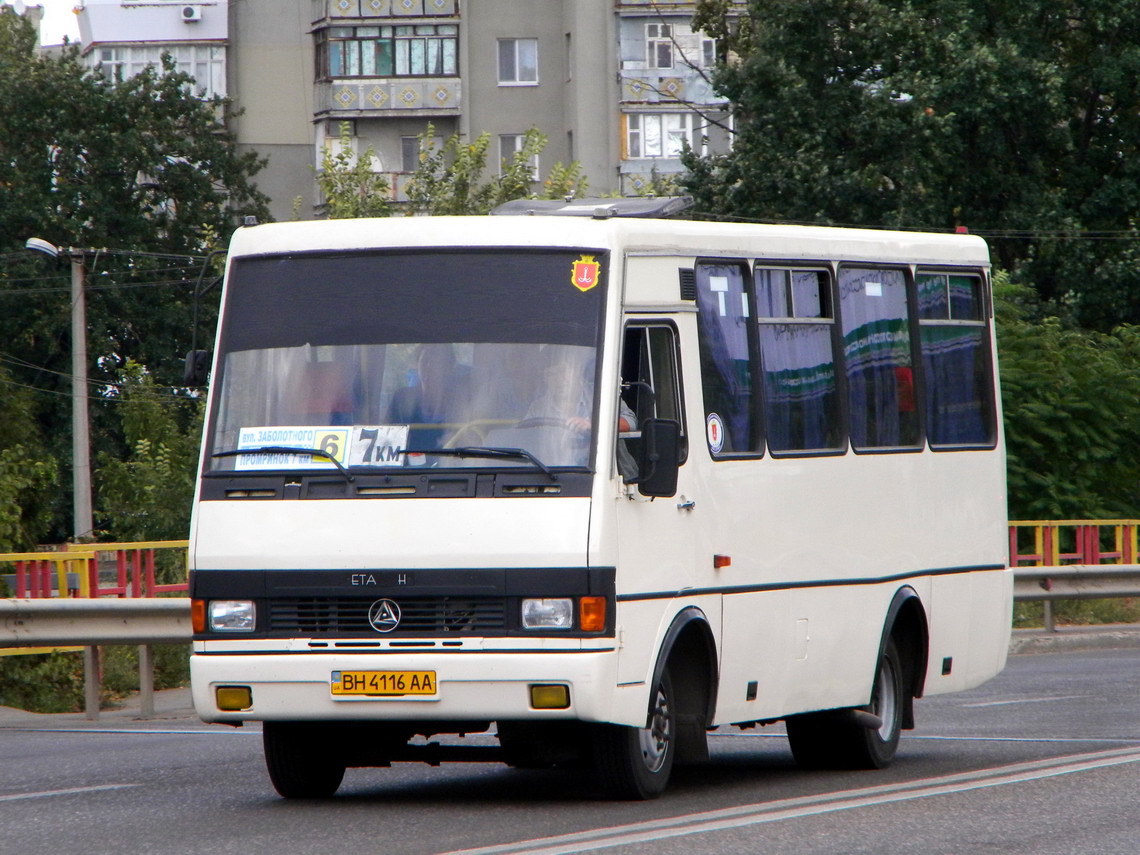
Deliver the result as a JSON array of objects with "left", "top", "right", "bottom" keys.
[
  {"left": 592, "top": 669, "right": 676, "bottom": 799},
  {"left": 263, "top": 721, "right": 347, "bottom": 799},
  {"left": 786, "top": 637, "right": 905, "bottom": 770}
]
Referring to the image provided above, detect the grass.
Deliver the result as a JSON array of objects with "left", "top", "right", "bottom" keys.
[{"left": 1013, "top": 597, "right": 1140, "bottom": 629}]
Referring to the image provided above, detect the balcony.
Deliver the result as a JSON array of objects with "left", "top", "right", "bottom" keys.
[
  {"left": 315, "top": 0, "right": 459, "bottom": 20},
  {"left": 317, "top": 77, "right": 462, "bottom": 117},
  {"left": 619, "top": 68, "right": 722, "bottom": 106}
]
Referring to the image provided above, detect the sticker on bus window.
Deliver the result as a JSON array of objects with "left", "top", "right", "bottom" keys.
[
  {"left": 232, "top": 425, "right": 411, "bottom": 470},
  {"left": 346, "top": 425, "right": 410, "bottom": 466},
  {"left": 234, "top": 426, "right": 350, "bottom": 470},
  {"left": 706, "top": 413, "right": 725, "bottom": 454},
  {"left": 571, "top": 255, "right": 600, "bottom": 292}
]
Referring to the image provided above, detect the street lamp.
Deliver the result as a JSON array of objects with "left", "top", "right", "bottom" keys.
[{"left": 25, "top": 237, "right": 94, "bottom": 542}]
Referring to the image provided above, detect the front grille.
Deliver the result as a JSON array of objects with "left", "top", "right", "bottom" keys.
[{"left": 268, "top": 597, "right": 508, "bottom": 635}]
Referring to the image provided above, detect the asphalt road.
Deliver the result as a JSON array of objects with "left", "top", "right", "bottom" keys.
[{"left": 1, "top": 646, "right": 1137, "bottom": 855}]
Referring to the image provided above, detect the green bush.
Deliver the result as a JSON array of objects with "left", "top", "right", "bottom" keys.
[{"left": 0, "top": 644, "right": 189, "bottom": 714}]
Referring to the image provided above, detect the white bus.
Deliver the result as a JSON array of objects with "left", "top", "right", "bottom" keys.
[{"left": 189, "top": 199, "right": 1011, "bottom": 799}]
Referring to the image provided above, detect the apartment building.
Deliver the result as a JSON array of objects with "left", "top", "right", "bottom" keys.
[
  {"left": 71, "top": 0, "right": 735, "bottom": 220},
  {"left": 76, "top": 1, "right": 227, "bottom": 98}
]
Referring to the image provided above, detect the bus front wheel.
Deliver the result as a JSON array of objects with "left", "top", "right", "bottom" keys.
[
  {"left": 592, "top": 669, "right": 676, "bottom": 799},
  {"left": 785, "top": 637, "right": 905, "bottom": 770},
  {"left": 263, "top": 721, "right": 347, "bottom": 799}
]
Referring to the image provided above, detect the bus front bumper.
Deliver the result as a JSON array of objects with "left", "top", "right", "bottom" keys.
[{"left": 190, "top": 648, "right": 635, "bottom": 725}]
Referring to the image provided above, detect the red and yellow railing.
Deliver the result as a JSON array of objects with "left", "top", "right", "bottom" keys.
[
  {"left": 1, "top": 541, "right": 188, "bottom": 600},
  {"left": 1009, "top": 520, "right": 1140, "bottom": 567}
]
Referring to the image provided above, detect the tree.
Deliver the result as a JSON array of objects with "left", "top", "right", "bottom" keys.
[
  {"left": 0, "top": 363, "right": 57, "bottom": 550},
  {"left": 405, "top": 125, "right": 587, "bottom": 215},
  {"left": 0, "top": 8, "right": 269, "bottom": 542},
  {"left": 994, "top": 276, "right": 1140, "bottom": 520},
  {"left": 97, "top": 361, "right": 203, "bottom": 544},
  {"left": 316, "top": 122, "right": 392, "bottom": 219},
  {"left": 686, "top": 0, "right": 1140, "bottom": 330}
]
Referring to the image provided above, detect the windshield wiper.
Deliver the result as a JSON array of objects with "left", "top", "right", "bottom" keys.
[
  {"left": 212, "top": 446, "right": 355, "bottom": 482},
  {"left": 400, "top": 446, "right": 557, "bottom": 480}
]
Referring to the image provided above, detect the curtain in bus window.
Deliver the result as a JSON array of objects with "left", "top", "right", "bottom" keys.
[
  {"left": 917, "top": 273, "right": 994, "bottom": 446},
  {"left": 759, "top": 324, "right": 841, "bottom": 453},
  {"left": 695, "top": 262, "right": 757, "bottom": 454},
  {"left": 839, "top": 267, "right": 919, "bottom": 449},
  {"left": 756, "top": 269, "right": 841, "bottom": 453}
]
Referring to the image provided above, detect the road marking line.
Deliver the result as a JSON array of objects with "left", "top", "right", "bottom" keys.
[
  {"left": 0, "top": 784, "right": 139, "bottom": 803},
  {"left": 439, "top": 746, "right": 1140, "bottom": 855},
  {"left": 962, "top": 695, "right": 1089, "bottom": 707},
  {"left": 1, "top": 728, "right": 255, "bottom": 736}
]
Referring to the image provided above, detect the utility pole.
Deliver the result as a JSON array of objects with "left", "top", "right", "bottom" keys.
[
  {"left": 68, "top": 250, "right": 93, "bottom": 541},
  {"left": 25, "top": 238, "right": 94, "bottom": 541}
]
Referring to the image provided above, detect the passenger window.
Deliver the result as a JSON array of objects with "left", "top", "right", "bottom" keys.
[
  {"left": 839, "top": 267, "right": 920, "bottom": 450},
  {"left": 695, "top": 262, "right": 760, "bottom": 455},
  {"left": 916, "top": 272, "right": 995, "bottom": 447},
  {"left": 755, "top": 268, "right": 843, "bottom": 454}
]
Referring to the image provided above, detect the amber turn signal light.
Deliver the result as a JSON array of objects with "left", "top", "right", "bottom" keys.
[
  {"left": 191, "top": 599, "right": 206, "bottom": 633},
  {"left": 579, "top": 596, "right": 606, "bottom": 632}
]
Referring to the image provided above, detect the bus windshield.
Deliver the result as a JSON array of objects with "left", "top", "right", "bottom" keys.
[{"left": 205, "top": 249, "right": 608, "bottom": 474}]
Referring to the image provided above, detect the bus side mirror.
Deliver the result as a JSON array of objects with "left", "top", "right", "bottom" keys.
[
  {"left": 183, "top": 349, "right": 211, "bottom": 386},
  {"left": 635, "top": 418, "right": 681, "bottom": 498}
]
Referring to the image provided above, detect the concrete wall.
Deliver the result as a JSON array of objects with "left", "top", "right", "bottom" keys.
[{"left": 228, "top": 0, "right": 316, "bottom": 221}]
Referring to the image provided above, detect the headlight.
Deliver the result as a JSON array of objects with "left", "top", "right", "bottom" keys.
[
  {"left": 208, "top": 600, "right": 256, "bottom": 632},
  {"left": 521, "top": 598, "right": 573, "bottom": 630}
]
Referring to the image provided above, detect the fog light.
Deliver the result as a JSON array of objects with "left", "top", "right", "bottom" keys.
[
  {"left": 216, "top": 685, "right": 252, "bottom": 711},
  {"left": 530, "top": 684, "right": 570, "bottom": 709}
]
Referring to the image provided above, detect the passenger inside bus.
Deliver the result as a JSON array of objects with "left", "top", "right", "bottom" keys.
[{"left": 389, "top": 344, "right": 470, "bottom": 446}]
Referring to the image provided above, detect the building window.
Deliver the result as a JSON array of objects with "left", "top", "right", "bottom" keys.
[
  {"left": 401, "top": 133, "right": 443, "bottom": 172},
  {"left": 94, "top": 44, "right": 225, "bottom": 98},
  {"left": 626, "top": 113, "right": 701, "bottom": 159},
  {"left": 318, "top": 25, "right": 458, "bottom": 78},
  {"left": 498, "top": 38, "right": 538, "bottom": 84},
  {"left": 498, "top": 135, "right": 539, "bottom": 179},
  {"left": 646, "top": 23, "right": 673, "bottom": 69},
  {"left": 701, "top": 37, "right": 716, "bottom": 68}
]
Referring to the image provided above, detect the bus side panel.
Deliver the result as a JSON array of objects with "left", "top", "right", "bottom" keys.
[
  {"left": 926, "top": 568, "right": 1012, "bottom": 695},
  {"left": 715, "top": 584, "right": 918, "bottom": 725}
]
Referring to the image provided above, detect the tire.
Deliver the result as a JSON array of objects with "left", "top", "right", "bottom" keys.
[
  {"left": 592, "top": 669, "right": 676, "bottom": 799},
  {"left": 263, "top": 721, "right": 347, "bottom": 799},
  {"left": 786, "top": 637, "right": 905, "bottom": 771}
]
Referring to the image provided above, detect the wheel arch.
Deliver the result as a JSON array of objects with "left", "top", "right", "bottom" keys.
[
  {"left": 650, "top": 606, "right": 719, "bottom": 730},
  {"left": 879, "top": 586, "right": 930, "bottom": 729}
]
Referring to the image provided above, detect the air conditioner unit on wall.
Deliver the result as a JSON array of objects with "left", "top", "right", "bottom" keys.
[{"left": 181, "top": 5, "right": 202, "bottom": 22}]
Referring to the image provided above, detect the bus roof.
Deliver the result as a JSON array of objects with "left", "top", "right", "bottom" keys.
[{"left": 227, "top": 216, "right": 990, "bottom": 268}]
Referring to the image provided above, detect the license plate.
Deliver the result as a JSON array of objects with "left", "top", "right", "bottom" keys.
[{"left": 331, "top": 670, "right": 437, "bottom": 697}]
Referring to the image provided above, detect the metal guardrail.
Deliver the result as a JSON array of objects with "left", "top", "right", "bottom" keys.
[
  {"left": 0, "top": 598, "right": 191, "bottom": 648},
  {"left": 0, "top": 598, "right": 192, "bottom": 721},
  {"left": 2, "top": 524, "right": 1138, "bottom": 718},
  {"left": 1012, "top": 565, "right": 1140, "bottom": 602}
]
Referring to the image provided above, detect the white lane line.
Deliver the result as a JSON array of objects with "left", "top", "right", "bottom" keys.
[
  {"left": 0, "top": 784, "right": 139, "bottom": 803},
  {"left": 2, "top": 728, "right": 256, "bottom": 735},
  {"left": 438, "top": 746, "right": 1140, "bottom": 855},
  {"left": 961, "top": 695, "right": 1089, "bottom": 708}
]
